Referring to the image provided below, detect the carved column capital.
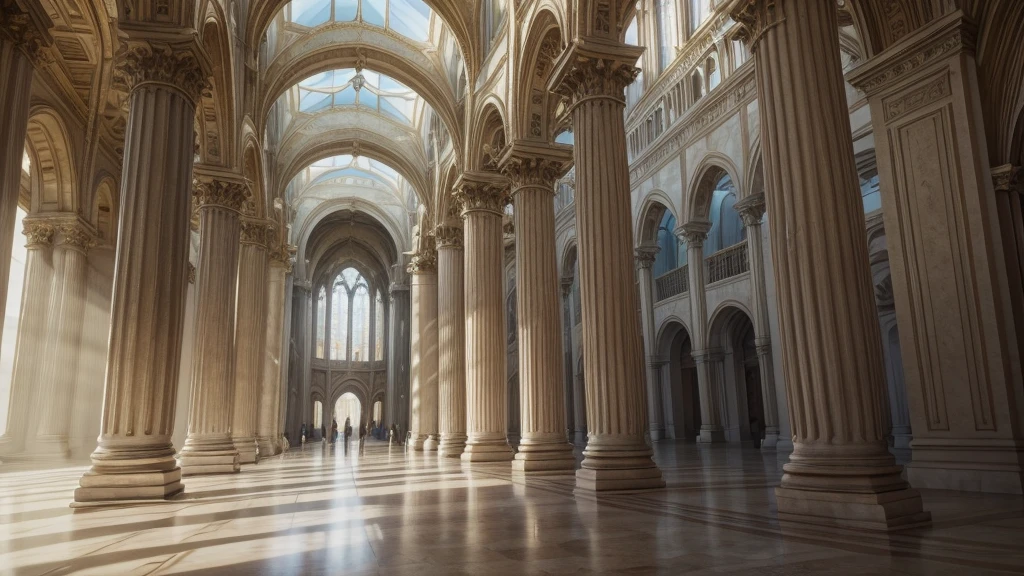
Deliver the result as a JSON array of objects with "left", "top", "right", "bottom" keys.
[
  {"left": 634, "top": 245, "right": 659, "bottom": 269},
  {"left": 54, "top": 220, "right": 97, "bottom": 252},
  {"left": 1, "top": 0, "right": 53, "bottom": 65},
  {"left": 193, "top": 174, "right": 250, "bottom": 213},
  {"left": 677, "top": 220, "right": 712, "bottom": 247},
  {"left": 992, "top": 164, "right": 1021, "bottom": 195},
  {"left": 115, "top": 36, "right": 212, "bottom": 104},
  {"left": 434, "top": 224, "right": 463, "bottom": 250},
  {"left": 498, "top": 142, "right": 573, "bottom": 196},
  {"left": 270, "top": 243, "right": 296, "bottom": 271},
  {"left": 22, "top": 219, "right": 54, "bottom": 248},
  {"left": 728, "top": 0, "right": 781, "bottom": 51},
  {"left": 406, "top": 248, "right": 437, "bottom": 275},
  {"left": 240, "top": 219, "right": 272, "bottom": 247},
  {"left": 454, "top": 173, "right": 509, "bottom": 217},
  {"left": 734, "top": 193, "right": 766, "bottom": 227},
  {"left": 548, "top": 41, "right": 643, "bottom": 108}
]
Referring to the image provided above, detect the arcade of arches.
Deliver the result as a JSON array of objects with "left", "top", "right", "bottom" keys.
[{"left": 0, "top": 0, "right": 1023, "bottom": 573}]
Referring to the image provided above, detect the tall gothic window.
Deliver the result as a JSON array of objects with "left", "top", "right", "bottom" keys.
[
  {"left": 351, "top": 285, "right": 370, "bottom": 361},
  {"left": 331, "top": 276, "right": 348, "bottom": 360},
  {"left": 656, "top": 0, "right": 677, "bottom": 72},
  {"left": 315, "top": 286, "right": 326, "bottom": 358},
  {"left": 320, "top": 267, "right": 377, "bottom": 362},
  {"left": 374, "top": 290, "right": 384, "bottom": 361},
  {"left": 689, "top": 0, "right": 712, "bottom": 34},
  {"left": 483, "top": 0, "right": 505, "bottom": 50},
  {"left": 705, "top": 174, "right": 745, "bottom": 256}
]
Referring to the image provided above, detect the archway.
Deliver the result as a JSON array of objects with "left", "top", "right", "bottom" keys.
[
  {"left": 312, "top": 399, "right": 324, "bottom": 440},
  {"left": 708, "top": 306, "right": 764, "bottom": 445},
  {"left": 657, "top": 321, "right": 701, "bottom": 441},
  {"left": 334, "top": 392, "right": 362, "bottom": 439}
]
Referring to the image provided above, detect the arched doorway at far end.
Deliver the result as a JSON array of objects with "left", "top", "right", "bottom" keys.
[
  {"left": 657, "top": 321, "right": 701, "bottom": 442},
  {"left": 708, "top": 306, "right": 764, "bottom": 446},
  {"left": 334, "top": 392, "right": 362, "bottom": 437}
]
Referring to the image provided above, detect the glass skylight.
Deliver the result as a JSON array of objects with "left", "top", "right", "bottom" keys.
[
  {"left": 282, "top": 0, "right": 431, "bottom": 42},
  {"left": 296, "top": 69, "right": 418, "bottom": 123},
  {"left": 307, "top": 155, "right": 401, "bottom": 189}
]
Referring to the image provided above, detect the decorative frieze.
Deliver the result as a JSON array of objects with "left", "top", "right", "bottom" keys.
[
  {"left": 882, "top": 74, "right": 950, "bottom": 122},
  {"left": 115, "top": 40, "right": 211, "bottom": 104}
]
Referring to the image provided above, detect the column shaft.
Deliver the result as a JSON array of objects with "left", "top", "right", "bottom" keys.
[
  {"left": 259, "top": 257, "right": 287, "bottom": 456},
  {"left": 75, "top": 38, "right": 209, "bottom": 503},
  {"left": 408, "top": 250, "right": 438, "bottom": 451},
  {"left": 549, "top": 49, "right": 663, "bottom": 490},
  {"left": 179, "top": 176, "right": 248, "bottom": 475},
  {"left": 635, "top": 247, "right": 663, "bottom": 441},
  {"left": 436, "top": 226, "right": 467, "bottom": 457},
  {"left": 231, "top": 226, "right": 268, "bottom": 464},
  {"left": 457, "top": 177, "right": 513, "bottom": 462},
  {"left": 681, "top": 225, "right": 725, "bottom": 443},
  {"left": 732, "top": 0, "right": 927, "bottom": 528}
]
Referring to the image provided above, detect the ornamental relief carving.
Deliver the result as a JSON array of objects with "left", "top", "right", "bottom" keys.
[
  {"left": 454, "top": 181, "right": 509, "bottom": 217},
  {"left": 0, "top": 1, "right": 53, "bottom": 64},
  {"left": 192, "top": 177, "right": 250, "bottom": 212},
  {"left": 882, "top": 74, "right": 950, "bottom": 122},
  {"left": 501, "top": 155, "right": 565, "bottom": 193},
  {"left": 22, "top": 221, "right": 55, "bottom": 247},
  {"left": 552, "top": 57, "right": 639, "bottom": 107},
  {"left": 240, "top": 220, "right": 272, "bottom": 246},
  {"left": 115, "top": 41, "right": 211, "bottom": 104},
  {"left": 850, "top": 26, "right": 971, "bottom": 95},
  {"left": 55, "top": 223, "right": 97, "bottom": 251},
  {"left": 433, "top": 225, "right": 463, "bottom": 249},
  {"left": 406, "top": 248, "right": 437, "bottom": 274}
]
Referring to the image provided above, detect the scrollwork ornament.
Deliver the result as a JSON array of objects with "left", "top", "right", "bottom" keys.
[
  {"left": 501, "top": 155, "right": 565, "bottom": 194},
  {"left": 406, "top": 249, "right": 437, "bottom": 274},
  {"left": 116, "top": 41, "right": 211, "bottom": 105},
  {"left": 454, "top": 182, "right": 509, "bottom": 217},
  {"left": 193, "top": 177, "right": 250, "bottom": 212},
  {"left": 22, "top": 221, "right": 54, "bottom": 247},
  {"left": 552, "top": 57, "right": 639, "bottom": 109},
  {"left": 56, "top": 223, "right": 97, "bottom": 252}
]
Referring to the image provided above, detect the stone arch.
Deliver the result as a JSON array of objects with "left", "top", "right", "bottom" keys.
[
  {"left": 686, "top": 154, "right": 741, "bottom": 223},
  {"left": 241, "top": 135, "right": 267, "bottom": 219},
  {"left": 636, "top": 192, "right": 677, "bottom": 245},
  {"left": 707, "top": 303, "right": 762, "bottom": 444},
  {"left": 516, "top": 8, "right": 564, "bottom": 142},
  {"left": 330, "top": 378, "right": 370, "bottom": 427},
  {"left": 470, "top": 99, "right": 508, "bottom": 171},
  {"left": 744, "top": 140, "right": 764, "bottom": 200},
  {"left": 197, "top": 8, "right": 235, "bottom": 168},
  {"left": 25, "top": 107, "right": 78, "bottom": 214},
  {"left": 295, "top": 202, "right": 403, "bottom": 281},
  {"left": 91, "top": 176, "right": 118, "bottom": 248},
  {"left": 655, "top": 319, "right": 700, "bottom": 441}
]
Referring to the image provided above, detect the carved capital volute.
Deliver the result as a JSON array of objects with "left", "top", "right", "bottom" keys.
[
  {"left": 454, "top": 173, "right": 509, "bottom": 218},
  {"left": 22, "top": 219, "right": 54, "bottom": 248},
  {"left": 728, "top": 0, "right": 780, "bottom": 52},
  {"left": 434, "top": 224, "right": 463, "bottom": 250},
  {"left": 548, "top": 40, "right": 643, "bottom": 110},
  {"left": 406, "top": 248, "right": 437, "bottom": 275},
  {"left": 734, "top": 193, "right": 766, "bottom": 227},
  {"left": 54, "top": 221, "right": 97, "bottom": 252},
  {"left": 677, "top": 221, "right": 712, "bottom": 247},
  {"left": 193, "top": 173, "right": 250, "bottom": 213},
  {"left": 115, "top": 34, "right": 212, "bottom": 105},
  {"left": 0, "top": 0, "right": 54, "bottom": 65},
  {"left": 240, "top": 219, "right": 272, "bottom": 247},
  {"left": 634, "top": 245, "right": 659, "bottom": 269},
  {"left": 498, "top": 143, "right": 573, "bottom": 195}
]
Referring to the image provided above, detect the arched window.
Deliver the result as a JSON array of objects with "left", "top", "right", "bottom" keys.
[
  {"left": 315, "top": 285, "right": 326, "bottom": 358},
  {"left": 331, "top": 276, "right": 348, "bottom": 360},
  {"left": 705, "top": 174, "right": 744, "bottom": 256},
  {"left": 321, "top": 266, "right": 377, "bottom": 363},
  {"left": 351, "top": 284, "right": 370, "bottom": 361},
  {"left": 689, "top": 0, "right": 711, "bottom": 34},
  {"left": 656, "top": 0, "right": 678, "bottom": 72},
  {"left": 374, "top": 290, "right": 384, "bottom": 361},
  {"left": 654, "top": 211, "right": 681, "bottom": 277},
  {"left": 483, "top": 0, "right": 505, "bottom": 49}
]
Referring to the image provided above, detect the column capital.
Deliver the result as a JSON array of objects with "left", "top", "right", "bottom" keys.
[
  {"left": 676, "top": 220, "right": 712, "bottom": 246},
  {"left": 727, "top": 0, "right": 783, "bottom": 52},
  {"left": 389, "top": 282, "right": 409, "bottom": 295},
  {"left": 634, "top": 245, "right": 659, "bottom": 269},
  {"left": 22, "top": 219, "right": 54, "bottom": 248},
  {"left": 560, "top": 277, "right": 573, "bottom": 298},
  {"left": 453, "top": 172, "right": 509, "bottom": 217},
  {"left": 434, "top": 223, "right": 463, "bottom": 250},
  {"left": 406, "top": 248, "right": 437, "bottom": 275},
  {"left": 269, "top": 243, "right": 296, "bottom": 272},
  {"left": 497, "top": 141, "right": 573, "bottom": 196},
  {"left": 0, "top": 0, "right": 54, "bottom": 64},
  {"left": 114, "top": 29, "right": 212, "bottom": 105},
  {"left": 992, "top": 164, "right": 1021, "bottom": 195},
  {"left": 193, "top": 172, "right": 250, "bottom": 213},
  {"left": 53, "top": 219, "right": 98, "bottom": 253},
  {"left": 547, "top": 38, "right": 643, "bottom": 108},
  {"left": 734, "top": 193, "right": 766, "bottom": 227},
  {"left": 240, "top": 219, "right": 273, "bottom": 247},
  {"left": 294, "top": 279, "right": 312, "bottom": 291}
]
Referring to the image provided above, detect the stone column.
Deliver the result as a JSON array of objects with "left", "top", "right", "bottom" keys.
[
  {"left": 407, "top": 247, "right": 439, "bottom": 451},
  {"left": 456, "top": 174, "right": 514, "bottom": 462},
  {"left": 231, "top": 220, "right": 269, "bottom": 464},
  {"left": 730, "top": 0, "right": 928, "bottom": 528},
  {"left": 74, "top": 35, "right": 210, "bottom": 504},
  {"left": 178, "top": 172, "right": 248, "bottom": 476},
  {"left": 258, "top": 247, "right": 288, "bottom": 456},
  {"left": 435, "top": 224, "right": 467, "bottom": 458},
  {"left": 0, "top": 2, "right": 51, "bottom": 346},
  {"left": 560, "top": 278, "right": 575, "bottom": 439},
  {"left": 635, "top": 245, "right": 663, "bottom": 442},
  {"left": 734, "top": 193, "right": 780, "bottom": 449},
  {"left": 386, "top": 283, "right": 410, "bottom": 433},
  {"left": 0, "top": 221, "right": 53, "bottom": 456},
  {"left": 679, "top": 222, "right": 724, "bottom": 443},
  {"left": 500, "top": 145, "right": 576, "bottom": 473},
  {"left": 24, "top": 219, "right": 95, "bottom": 457},
  {"left": 549, "top": 45, "right": 664, "bottom": 490}
]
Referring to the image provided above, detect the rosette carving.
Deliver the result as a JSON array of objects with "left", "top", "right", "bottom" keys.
[
  {"left": 434, "top": 224, "right": 463, "bottom": 249},
  {"left": 406, "top": 248, "right": 437, "bottom": 274},
  {"left": 116, "top": 41, "right": 211, "bottom": 104},
  {"left": 22, "top": 221, "right": 54, "bottom": 247},
  {"left": 552, "top": 56, "right": 639, "bottom": 107},
  {"left": 192, "top": 177, "right": 250, "bottom": 212},
  {"left": 454, "top": 181, "right": 509, "bottom": 217}
]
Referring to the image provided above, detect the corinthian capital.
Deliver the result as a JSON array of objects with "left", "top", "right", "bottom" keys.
[
  {"left": 22, "top": 220, "right": 54, "bottom": 247},
  {"left": 728, "top": 0, "right": 781, "bottom": 50},
  {"left": 115, "top": 37, "right": 212, "bottom": 104},
  {"left": 193, "top": 173, "right": 250, "bottom": 212},
  {"left": 498, "top": 141, "right": 573, "bottom": 195},
  {"left": 55, "top": 221, "right": 97, "bottom": 252},
  {"left": 548, "top": 40, "right": 643, "bottom": 108},
  {"left": 434, "top": 224, "right": 463, "bottom": 249},
  {"left": 453, "top": 172, "right": 509, "bottom": 217},
  {"left": 635, "top": 245, "right": 659, "bottom": 269},
  {"left": 677, "top": 220, "right": 712, "bottom": 247},
  {"left": 406, "top": 248, "right": 437, "bottom": 274},
  {"left": 0, "top": 0, "right": 53, "bottom": 64},
  {"left": 734, "top": 193, "right": 766, "bottom": 227},
  {"left": 240, "top": 219, "right": 272, "bottom": 247}
]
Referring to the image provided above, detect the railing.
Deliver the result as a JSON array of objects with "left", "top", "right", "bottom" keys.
[
  {"left": 655, "top": 265, "right": 689, "bottom": 302},
  {"left": 707, "top": 242, "right": 749, "bottom": 284}
]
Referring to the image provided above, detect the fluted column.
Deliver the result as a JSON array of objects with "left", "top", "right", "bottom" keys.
[
  {"left": 0, "top": 2, "right": 51, "bottom": 350},
  {"left": 24, "top": 220, "right": 95, "bottom": 457},
  {"left": 500, "top": 145, "right": 576, "bottom": 473},
  {"left": 635, "top": 246, "right": 663, "bottom": 442},
  {"left": 259, "top": 246, "right": 289, "bottom": 456},
  {"left": 548, "top": 47, "right": 663, "bottom": 490},
  {"left": 679, "top": 222, "right": 725, "bottom": 443},
  {"left": 231, "top": 220, "right": 269, "bottom": 464},
  {"left": 456, "top": 174, "right": 514, "bottom": 462},
  {"left": 730, "top": 0, "right": 927, "bottom": 528},
  {"left": 0, "top": 221, "right": 53, "bottom": 456},
  {"left": 74, "top": 35, "right": 211, "bottom": 504},
  {"left": 178, "top": 172, "right": 248, "bottom": 476},
  {"left": 407, "top": 247, "right": 439, "bottom": 451},
  {"left": 735, "top": 193, "right": 780, "bottom": 449},
  {"left": 435, "top": 224, "right": 467, "bottom": 458}
]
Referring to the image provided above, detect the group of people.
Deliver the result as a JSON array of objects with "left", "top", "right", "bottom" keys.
[{"left": 297, "top": 419, "right": 407, "bottom": 451}]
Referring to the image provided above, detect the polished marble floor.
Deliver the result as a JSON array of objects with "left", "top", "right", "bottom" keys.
[{"left": 0, "top": 440, "right": 1023, "bottom": 575}]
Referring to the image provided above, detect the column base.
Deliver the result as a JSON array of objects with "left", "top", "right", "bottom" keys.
[
  {"left": 649, "top": 427, "right": 663, "bottom": 442},
  {"left": 513, "top": 438, "right": 575, "bottom": 474},
  {"left": 0, "top": 434, "right": 24, "bottom": 457},
  {"left": 256, "top": 436, "right": 275, "bottom": 459},
  {"left": 232, "top": 437, "right": 258, "bottom": 464},
  {"left": 409, "top": 434, "right": 428, "bottom": 450},
  {"left": 22, "top": 436, "right": 72, "bottom": 460},
  {"left": 698, "top": 427, "right": 726, "bottom": 443},
  {"left": 437, "top": 434, "right": 467, "bottom": 458},
  {"left": 775, "top": 486, "right": 931, "bottom": 531},
  {"left": 423, "top": 434, "right": 439, "bottom": 452},
  {"left": 762, "top": 433, "right": 780, "bottom": 451},
  {"left": 907, "top": 438, "right": 1024, "bottom": 494},
  {"left": 73, "top": 443, "right": 184, "bottom": 505},
  {"left": 179, "top": 435, "right": 240, "bottom": 475},
  {"left": 461, "top": 438, "right": 514, "bottom": 462},
  {"left": 576, "top": 436, "right": 664, "bottom": 492}
]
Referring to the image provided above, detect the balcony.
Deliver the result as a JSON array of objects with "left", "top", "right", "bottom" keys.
[
  {"left": 655, "top": 265, "right": 689, "bottom": 302},
  {"left": 706, "top": 242, "right": 749, "bottom": 284}
]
